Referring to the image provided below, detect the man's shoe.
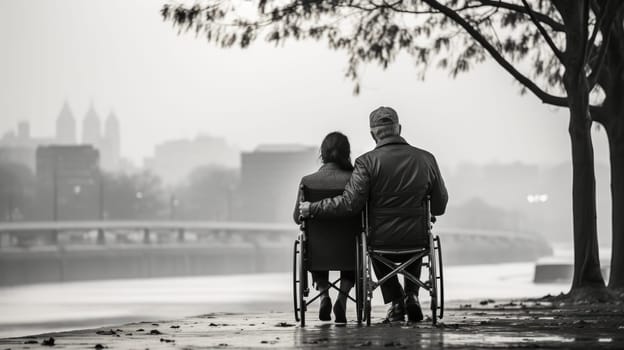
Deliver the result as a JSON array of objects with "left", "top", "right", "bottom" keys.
[
  {"left": 333, "top": 301, "right": 347, "bottom": 324},
  {"left": 385, "top": 299, "right": 405, "bottom": 322},
  {"left": 405, "top": 294, "right": 424, "bottom": 322},
  {"left": 319, "top": 296, "right": 332, "bottom": 321}
]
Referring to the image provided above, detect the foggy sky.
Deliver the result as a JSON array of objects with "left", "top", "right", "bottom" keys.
[{"left": 0, "top": 0, "right": 611, "bottom": 168}]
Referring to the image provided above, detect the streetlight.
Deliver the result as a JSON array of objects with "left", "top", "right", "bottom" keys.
[
  {"left": 170, "top": 194, "right": 179, "bottom": 220},
  {"left": 526, "top": 193, "right": 549, "bottom": 203},
  {"left": 135, "top": 191, "right": 143, "bottom": 220},
  {"left": 526, "top": 193, "right": 549, "bottom": 234}
]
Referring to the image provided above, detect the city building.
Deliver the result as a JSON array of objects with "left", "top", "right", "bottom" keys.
[
  {"left": 235, "top": 144, "right": 318, "bottom": 223},
  {"left": 144, "top": 135, "right": 239, "bottom": 185},
  {"left": 0, "top": 121, "right": 54, "bottom": 170},
  {"left": 55, "top": 101, "right": 77, "bottom": 144},
  {"left": 77, "top": 103, "right": 122, "bottom": 172},
  {"left": 82, "top": 103, "right": 101, "bottom": 148},
  {"left": 1, "top": 101, "right": 123, "bottom": 172},
  {"left": 35, "top": 145, "right": 100, "bottom": 221},
  {"left": 101, "top": 111, "right": 121, "bottom": 171}
]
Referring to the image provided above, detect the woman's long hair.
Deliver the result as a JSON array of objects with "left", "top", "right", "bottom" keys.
[{"left": 320, "top": 132, "right": 354, "bottom": 171}]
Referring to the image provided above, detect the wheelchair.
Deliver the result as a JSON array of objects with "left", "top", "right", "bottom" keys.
[
  {"left": 292, "top": 185, "right": 364, "bottom": 326},
  {"left": 293, "top": 188, "right": 443, "bottom": 326},
  {"left": 359, "top": 198, "right": 444, "bottom": 325}
]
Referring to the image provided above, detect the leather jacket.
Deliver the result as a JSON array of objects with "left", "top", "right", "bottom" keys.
[
  {"left": 293, "top": 162, "right": 352, "bottom": 224},
  {"left": 309, "top": 136, "right": 448, "bottom": 246}
]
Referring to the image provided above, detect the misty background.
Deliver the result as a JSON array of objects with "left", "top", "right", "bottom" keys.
[
  {"left": 0, "top": 0, "right": 613, "bottom": 244},
  {"left": 0, "top": 0, "right": 614, "bottom": 338}
]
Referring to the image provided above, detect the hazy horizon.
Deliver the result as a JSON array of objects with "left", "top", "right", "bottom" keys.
[{"left": 0, "top": 0, "right": 612, "bottom": 168}]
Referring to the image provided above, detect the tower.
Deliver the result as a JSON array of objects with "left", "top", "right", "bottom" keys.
[
  {"left": 82, "top": 102, "right": 101, "bottom": 147},
  {"left": 102, "top": 110, "right": 121, "bottom": 170},
  {"left": 55, "top": 101, "right": 76, "bottom": 144},
  {"left": 17, "top": 121, "right": 30, "bottom": 141}
]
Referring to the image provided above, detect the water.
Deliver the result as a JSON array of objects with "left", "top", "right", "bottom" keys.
[{"left": 0, "top": 262, "right": 570, "bottom": 338}]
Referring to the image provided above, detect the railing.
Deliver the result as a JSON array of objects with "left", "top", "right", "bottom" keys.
[
  {"left": 0, "top": 220, "right": 546, "bottom": 250},
  {"left": 0, "top": 221, "right": 552, "bottom": 286}
]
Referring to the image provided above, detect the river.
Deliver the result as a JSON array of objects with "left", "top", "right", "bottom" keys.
[{"left": 0, "top": 260, "right": 576, "bottom": 338}]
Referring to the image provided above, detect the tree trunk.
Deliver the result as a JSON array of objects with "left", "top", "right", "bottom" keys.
[
  {"left": 605, "top": 118, "right": 624, "bottom": 289},
  {"left": 555, "top": 0, "right": 606, "bottom": 292},
  {"left": 593, "top": 7, "right": 624, "bottom": 291},
  {"left": 566, "top": 88, "right": 605, "bottom": 290}
]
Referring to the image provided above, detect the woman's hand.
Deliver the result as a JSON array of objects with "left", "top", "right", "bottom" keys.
[{"left": 299, "top": 201, "right": 311, "bottom": 218}]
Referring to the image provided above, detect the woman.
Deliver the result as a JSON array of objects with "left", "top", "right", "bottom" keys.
[{"left": 293, "top": 131, "right": 355, "bottom": 324}]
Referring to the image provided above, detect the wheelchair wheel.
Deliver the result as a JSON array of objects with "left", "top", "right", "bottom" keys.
[
  {"left": 355, "top": 234, "right": 363, "bottom": 324},
  {"left": 293, "top": 239, "right": 306, "bottom": 326},
  {"left": 435, "top": 235, "right": 444, "bottom": 320},
  {"left": 360, "top": 231, "right": 372, "bottom": 326},
  {"left": 292, "top": 240, "right": 300, "bottom": 323},
  {"left": 428, "top": 234, "right": 438, "bottom": 325}
]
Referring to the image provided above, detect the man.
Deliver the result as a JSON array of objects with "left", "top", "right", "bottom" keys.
[{"left": 299, "top": 106, "right": 448, "bottom": 322}]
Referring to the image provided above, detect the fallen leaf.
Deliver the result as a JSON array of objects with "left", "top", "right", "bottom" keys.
[{"left": 274, "top": 322, "right": 294, "bottom": 327}]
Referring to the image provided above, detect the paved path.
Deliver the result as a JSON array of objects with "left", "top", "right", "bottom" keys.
[{"left": 1, "top": 300, "right": 623, "bottom": 349}]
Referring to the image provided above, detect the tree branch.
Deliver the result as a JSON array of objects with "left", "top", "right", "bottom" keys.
[
  {"left": 521, "top": 0, "right": 564, "bottom": 62},
  {"left": 590, "top": 105, "right": 606, "bottom": 124},
  {"left": 587, "top": 25, "right": 611, "bottom": 90},
  {"left": 585, "top": 0, "right": 610, "bottom": 61},
  {"left": 421, "top": 0, "right": 569, "bottom": 107},
  {"left": 476, "top": 0, "right": 566, "bottom": 32},
  {"left": 586, "top": 1, "right": 624, "bottom": 62}
]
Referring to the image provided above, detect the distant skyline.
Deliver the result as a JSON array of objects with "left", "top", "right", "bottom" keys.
[{"left": 0, "top": 0, "right": 611, "bottom": 169}]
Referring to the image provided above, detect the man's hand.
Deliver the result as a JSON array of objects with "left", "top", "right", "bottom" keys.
[{"left": 299, "top": 201, "right": 311, "bottom": 218}]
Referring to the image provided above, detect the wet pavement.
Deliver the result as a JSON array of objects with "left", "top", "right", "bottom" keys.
[{"left": 1, "top": 300, "right": 623, "bottom": 349}]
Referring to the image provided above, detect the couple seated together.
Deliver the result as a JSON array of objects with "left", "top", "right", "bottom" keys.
[{"left": 294, "top": 106, "right": 448, "bottom": 324}]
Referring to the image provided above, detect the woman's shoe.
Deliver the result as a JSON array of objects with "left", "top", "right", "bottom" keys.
[
  {"left": 385, "top": 298, "right": 406, "bottom": 322},
  {"left": 333, "top": 300, "right": 347, "bottom": 324},
  {"left": 319, "top": 296, "right": 332, "bottom": 321}
]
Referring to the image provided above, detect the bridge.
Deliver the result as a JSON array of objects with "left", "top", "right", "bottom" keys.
[
  {"left": 0, "top": 220, "right": 545, "bottom": 244},
  {"left": 0, "top": 221, "right": 552, "bottom": 286}
]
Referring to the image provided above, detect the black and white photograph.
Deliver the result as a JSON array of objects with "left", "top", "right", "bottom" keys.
[{"left": 0, "top": 0, "right": 623, "bottom": 348}]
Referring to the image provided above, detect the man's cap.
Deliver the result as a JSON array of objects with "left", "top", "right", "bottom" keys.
[{"left": 369, "top": 106, "right": 399, "bottom": 128}]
